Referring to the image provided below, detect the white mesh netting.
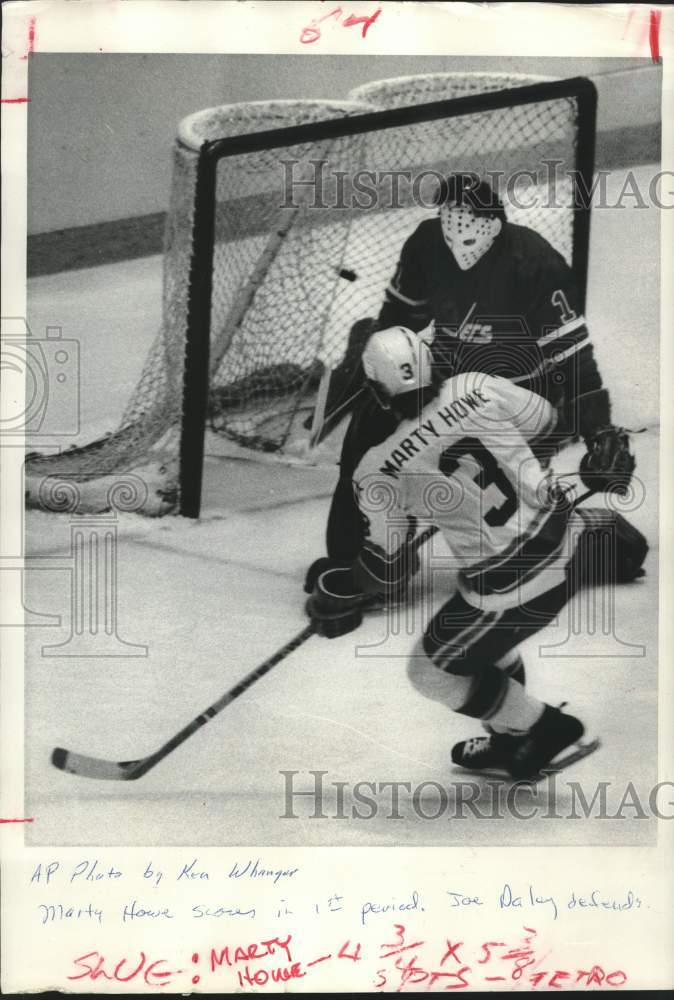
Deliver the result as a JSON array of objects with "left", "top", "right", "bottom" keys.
[{"left": 26, "top": 75, "right": 584, "bottom": 516}]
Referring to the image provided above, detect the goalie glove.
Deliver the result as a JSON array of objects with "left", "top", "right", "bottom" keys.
[
  {"left": 306, "top": 567, "right": 367, "bottom": 639},
  {"left": 580, "top": 426, "right": 635, "bottom": 496}
]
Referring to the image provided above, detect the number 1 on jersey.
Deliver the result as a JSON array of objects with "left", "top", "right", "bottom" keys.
[{"left": 551, "top": 288, "right": 578, "bottom": 325}]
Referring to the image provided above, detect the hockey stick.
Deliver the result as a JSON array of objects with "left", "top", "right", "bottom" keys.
[
  {"left": 310, "top": 383, "right": 365, "bottom": 446},
  {"left": 52, "top": 526, "right": 438, "bottom": 782},
  {"left": 570, "top": 487, "right": 597, "bottom": 507},
  {"left": 308, "top": 363, "right": 335, "bottom": 447},
  {"left": 51, "top": 623, "right": 316, "bottom": 781}
]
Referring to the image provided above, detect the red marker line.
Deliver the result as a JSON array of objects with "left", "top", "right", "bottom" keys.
[
  {"left": 1, "top": 98, "right": 31, "bottom": 104},
  {"left": 0, "top": 817, "right": 34, "bottom": 824},
  {"left": 650, "top": 9, "right": 661, "bottom": 62},
  {"left": 20, "top": 15, "right": 36, "bottom": 59}
]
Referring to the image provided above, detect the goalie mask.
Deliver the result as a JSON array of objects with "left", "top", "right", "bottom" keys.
[
  {"left": 439, "top": 202, "right": 502, "bottom": 270},
  {"left": 362, "top": 326, "right": 433, "bottom": 403}
]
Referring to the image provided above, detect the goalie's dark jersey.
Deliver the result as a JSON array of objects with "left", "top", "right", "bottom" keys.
[
  {"left": 379, "top": 218, "right": 604, "bottom": 430},
  {"left": 326, "top": 218, "right": 611, "bottom": 562}
]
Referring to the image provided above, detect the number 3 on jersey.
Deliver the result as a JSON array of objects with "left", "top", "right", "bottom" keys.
[{"left": 439, "top": 436, "right": 518, "bottom": 527}]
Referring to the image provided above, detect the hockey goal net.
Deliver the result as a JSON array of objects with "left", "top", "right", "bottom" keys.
[{"left": 25, "top": 74, "right": 596, "bottom": 517}]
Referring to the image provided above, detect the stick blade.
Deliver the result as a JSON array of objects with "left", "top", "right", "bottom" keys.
[{"left": 51, "top": 747, "right": 145, "bottom": 781}]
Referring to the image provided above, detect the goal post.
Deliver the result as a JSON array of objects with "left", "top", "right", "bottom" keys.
[{"left": 25, "top": 76, "right": 597, "bottom": 519}]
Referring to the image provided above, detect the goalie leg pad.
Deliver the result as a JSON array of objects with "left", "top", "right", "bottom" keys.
[
  {"left": 321, "top": 317, "right": 378, "bottom": 425},
  {"left": 575, "top": 509, "right": 648, "bottom": 584},
  {"left": 613, "top": 511, "right": 648, "bottom": 581}
]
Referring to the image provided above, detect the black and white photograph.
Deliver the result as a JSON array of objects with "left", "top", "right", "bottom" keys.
[
  {"left": 1, "top": 1, "right": 673, "bottom": 993},
  {"left": 20, "top": 52, "right": 663, "bottom": 844}
]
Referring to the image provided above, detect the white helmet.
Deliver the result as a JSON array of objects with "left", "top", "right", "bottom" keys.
[{"left": 362, "top": 326, "right": 433, "bottom": 398}]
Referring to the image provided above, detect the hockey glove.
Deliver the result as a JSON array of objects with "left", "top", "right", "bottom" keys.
[
  {"left": 580, "top": 426, "right": 635, "bottom": 496},
  {"left": 304, "top": 557, "right": 351, "bottom": 595},
  {"left": 356, "top": 542, "right": 419, "bottom": 604},
  {"left": 306, "top": 566, "right": 367, "bottom": 639}
]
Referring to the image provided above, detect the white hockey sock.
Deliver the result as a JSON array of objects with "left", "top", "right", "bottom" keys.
[
  {"left": 495, "top": 649, "right": 525, "bottom": 679},
  {"left": 484, "top": 677, "right": 545, "bottom": 735},
  {"left": 485, "top": 652, "right": 526, "bottom": 734}
]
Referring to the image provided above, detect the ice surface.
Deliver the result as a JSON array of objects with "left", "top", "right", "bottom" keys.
[{"left": 23, "top": 165, "right": 660, "bottom": 846}]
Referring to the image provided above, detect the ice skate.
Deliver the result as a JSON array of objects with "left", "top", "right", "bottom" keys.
[
  {"left": 452, "top": 707, "right": 600, "bottom": 782},
  {"left": 503, "top": 704, "right": 600, "bottom": 782},
  {"left": 451, "top": 731, "right": 524, "bottom": 777}
]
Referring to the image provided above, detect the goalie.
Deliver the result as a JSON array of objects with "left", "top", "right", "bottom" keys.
[
  {"left": 306, "top": 327, "right": 647, "bottom": 781},
  {"left": 307, "top": 172, "right": 632, "bottom": 585}
]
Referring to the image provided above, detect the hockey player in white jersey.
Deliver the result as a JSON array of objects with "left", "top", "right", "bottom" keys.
[{"left": 306, "top": 327, "right": 647, "bottom": 782}]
